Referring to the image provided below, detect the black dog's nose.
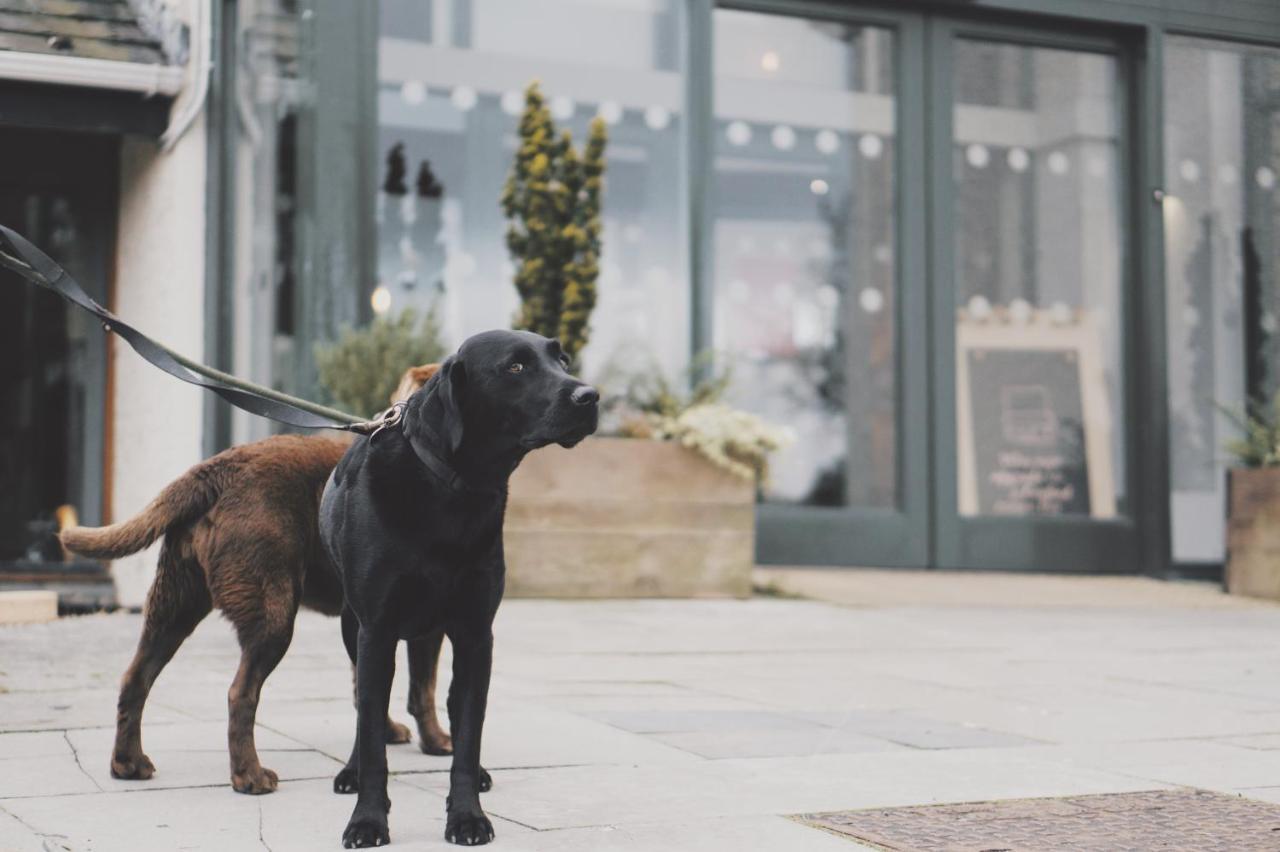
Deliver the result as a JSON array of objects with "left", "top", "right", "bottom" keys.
[{"left": 571, "top": 385, "right": 599, "bottom": 406}]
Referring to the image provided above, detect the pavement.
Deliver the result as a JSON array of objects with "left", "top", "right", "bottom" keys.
[{"left": 1, "top": 571, "right": 1279, "bottom": 851}]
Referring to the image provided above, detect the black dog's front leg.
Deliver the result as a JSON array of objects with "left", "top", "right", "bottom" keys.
[
  {"left": 342, "top": 625, "right": 397, "bottom": 849},
  {"left": 444, "top": 632, "right": 494, "bottom": 846}
]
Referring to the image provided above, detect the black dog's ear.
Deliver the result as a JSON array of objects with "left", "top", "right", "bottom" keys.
[{"left": 432, "top": 355, "right": 466, "bottom": 453}]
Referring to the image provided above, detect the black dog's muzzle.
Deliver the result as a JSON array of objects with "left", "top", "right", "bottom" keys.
[
  {"left": 551, "top": 382, "right": 599, "bottom": 447},
  {"left": 570, "top": 385, "right": 599, "bottom": 407}
]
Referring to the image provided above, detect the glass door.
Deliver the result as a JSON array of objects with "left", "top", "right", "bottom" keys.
[
  {"left": 711, "top": 7, "right": 1139, "bottom": 571},
  {"left": 928, "top": 21, "right": 1139, "bottom": 571},
  {"left": 711, "top": 5, "right": 930, "bottom": 567}
]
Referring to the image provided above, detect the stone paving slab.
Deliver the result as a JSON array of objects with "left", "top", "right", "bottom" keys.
[
  {"left": 497, "top": 815, "right": 878, "bottom": 851},
  {"left": 0, "top": 730, "right": 74, "bottom": 760},
  {"left": 648, "top": 726, "right": 907, "bottom": 760},
  {"left": 1015, "top": 739, "right": 1280, "bottom": 790},
  {"left": 0, "top": 688, "right": 193, "bottom": 733},
  {"left": 796, "top": 710, "right": 1046, "bottom": 750},
  {"left": 91, "top": 747, "right": 341, "bottom": 795},
  {"left": 65, "top": 720, "right": 302, "bottom": 757},
  {"left": 459, "top": 751, "right": 1163, "bottom": 831},
  {"left": 0, "top": 753, "right": 101, "bottom": 799},
  {"left": 1219, "top": 733, "right": 1280, "bottom": 750},
  {"left": 0, "top": 582, "right": 1277, "bottom": 851},
  {"left": 589, "top": 709, "right": 833, "bottom": 735},
  {"left": 1, "top": 777, "right": 443, "bottom": 852},
  {"left": 798, "top": 789, "right": 1280, "bottom": 851},
  {"left": 755, "top": 567, "right": 1271, "bottom": 609}
]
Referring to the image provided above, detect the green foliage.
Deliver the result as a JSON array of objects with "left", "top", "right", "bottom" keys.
[
  {"left": 314, "top": 309, "right": 445, "bottom": 418},
  {"left": 1221, "top": 392, "right": 1280, "bottom": 468},
  {"left": 598, "top": 351, "right": 792, "bottom": 482},
  {"left": 609, "top": 351, "right": 732, "bottom": 420},
  {"left": 501, "top": 81, "right": 607, "bottom": 363}
]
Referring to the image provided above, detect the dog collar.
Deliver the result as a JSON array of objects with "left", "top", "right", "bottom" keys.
[{"left": 378, "top": 401, "right": 498, "bottom": 495}]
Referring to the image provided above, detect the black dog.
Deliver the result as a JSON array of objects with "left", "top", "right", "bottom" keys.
[{"left": 320, "top": 330, "right": 599, "bottom": 847}]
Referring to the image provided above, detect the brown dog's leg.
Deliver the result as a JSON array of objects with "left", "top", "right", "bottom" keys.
[
  {"left": 223, "top": 571, "right": 300, "bottom": 796},
  {"left": 347, "top": 663, "right": 413, "bottom": 745},
  {"left": 407, "top": 631, "right": 452, "bottom": 755},
  {"left": 226, "top": 621, "right": 293, "bottom": 794},
  {"left": 112, "top": 541, "right": 211, "bottom": 781},
  {"left": 344, "top": 630, "right": 413, "bottom": 745}
]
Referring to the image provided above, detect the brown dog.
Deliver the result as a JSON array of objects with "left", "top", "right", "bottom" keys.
[{"left": 60, "top": 365, "right": 445, "bottom": 794}]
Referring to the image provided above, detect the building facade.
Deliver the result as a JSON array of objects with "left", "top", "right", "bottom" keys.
[{"left": 1, "top": 0, "right": 1278, "bottom": 604}]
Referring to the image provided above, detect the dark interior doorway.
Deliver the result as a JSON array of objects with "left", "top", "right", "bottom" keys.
[{"left": 0, "top": 128, "right": 117, "bottom": 566}]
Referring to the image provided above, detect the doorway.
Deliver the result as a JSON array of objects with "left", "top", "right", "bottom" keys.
[
  {"left": 0, "top": 129, "right": 116, "bottom": 567},
  {"left": 711, "top": 5, "right": 1140, "bottom": 571}
]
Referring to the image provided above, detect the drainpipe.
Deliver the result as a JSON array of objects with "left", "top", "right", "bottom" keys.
[{"left": 160, "top": 0, "right": 212, "bottom": 152}]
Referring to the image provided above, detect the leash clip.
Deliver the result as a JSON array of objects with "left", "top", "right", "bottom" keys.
[{"left": 367, "top": 401, "right": 407, "bottom": 442}]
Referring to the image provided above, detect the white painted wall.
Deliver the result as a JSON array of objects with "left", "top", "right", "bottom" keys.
[
  {"left": 102, "top": 0, "right": 209, "bottom": 608},
  {"left": 108, "top": 114, "right": 207, "bottom": 608}
]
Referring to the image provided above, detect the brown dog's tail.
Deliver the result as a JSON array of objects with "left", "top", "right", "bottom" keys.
[{"left": 60, "top": 460, "right": 222, "bottom": 559}]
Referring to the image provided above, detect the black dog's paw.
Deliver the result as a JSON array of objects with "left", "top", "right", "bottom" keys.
[
  {"left": 445, "top": 809, "right": 494, "bottom": 846},
  {"left": 333, "top": 766, "right": 358, "bottom": 794},
  {"left": 341, "top": 814, "right": 390, "bottom": 848}
]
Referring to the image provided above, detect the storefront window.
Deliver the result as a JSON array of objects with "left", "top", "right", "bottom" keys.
[
  {"left": 1164, "top": 36, "right": 1280, "bottom": 563},
  {"left": 712, "top": 9, "right": 898, "bottom": 509},
  {"left": 375, "top": 0, "right": 688, "bottom": 380}
]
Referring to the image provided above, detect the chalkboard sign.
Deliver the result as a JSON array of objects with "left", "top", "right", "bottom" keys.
[
  {"left": 956, "top": 314, "right": 1116, "bottom": 519},
  {"left": 967, "top": 349, "right": 1089, "bottom": 515}
]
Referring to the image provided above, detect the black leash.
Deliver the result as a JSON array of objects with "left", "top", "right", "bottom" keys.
[{"left": 0, "top": 224, "right": 388, "bottom": 434}]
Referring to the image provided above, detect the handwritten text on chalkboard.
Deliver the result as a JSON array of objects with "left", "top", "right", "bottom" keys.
[{"left": 966, "top": 349, "right": 1091, "bottom": 516}]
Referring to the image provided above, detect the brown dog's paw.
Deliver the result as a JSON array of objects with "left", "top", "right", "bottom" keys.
[
  {"left": 231, "top": 766, "right": 279, "bottom": 795},
  {"left": 418, "top": 730, "right": 452, "bottom": 756},
  {"left": 110, "top": 752, "right": 155, "bottom": 780},
  {"left": 385, "top": 719, "right": 413, "bottom": 745}
]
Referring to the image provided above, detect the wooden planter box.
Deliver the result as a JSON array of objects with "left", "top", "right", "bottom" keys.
[
  {"left": 504, "top": 437, "right": 754, "bottom": 598},
  {"left": 1226, "top": 467, "right": 1280, "bottom": 600}
]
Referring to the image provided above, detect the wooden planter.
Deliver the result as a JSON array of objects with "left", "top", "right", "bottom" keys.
[
  {"left": 1226, "top": 467, "right": 1280, "bottom": 600},
  {"left": 504, "top": 437, "right": 754, "bottom": 598}
]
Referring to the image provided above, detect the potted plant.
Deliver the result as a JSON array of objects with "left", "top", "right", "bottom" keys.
[
  {"left": 1223, "top": 393, "right": 1280, "bottom": 600},
  {"left": 506, "top": 362, "right": 790, "bottom": 598}
]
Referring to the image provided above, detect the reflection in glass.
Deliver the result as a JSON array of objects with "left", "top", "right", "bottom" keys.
[
  {"left": 951, "top": 39, "right": 1125, "bottom": 519},
  {"left": 712, "top": 10, "right": 897, "bottom": 509},
  {"left": 228, "top": 0, "right": 308, "bottom": 443},
  {"left": 1163, "top": 37, "right": 1280, "bottom": 563},
  {"left": 375, "top": 0, "right": 688, "bottom": 382}
]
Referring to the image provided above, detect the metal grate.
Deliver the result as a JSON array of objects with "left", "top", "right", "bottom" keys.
[{"left": 798, "top": 789, "right": 1280, "bottom": 852}]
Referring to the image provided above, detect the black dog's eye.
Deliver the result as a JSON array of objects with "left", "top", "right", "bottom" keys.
[
  {"left": 508, "top": 362, "right": 524, "bottom": 374},
  {"left": 558, "top": 354, "right": 571, "bottom": 369}
]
